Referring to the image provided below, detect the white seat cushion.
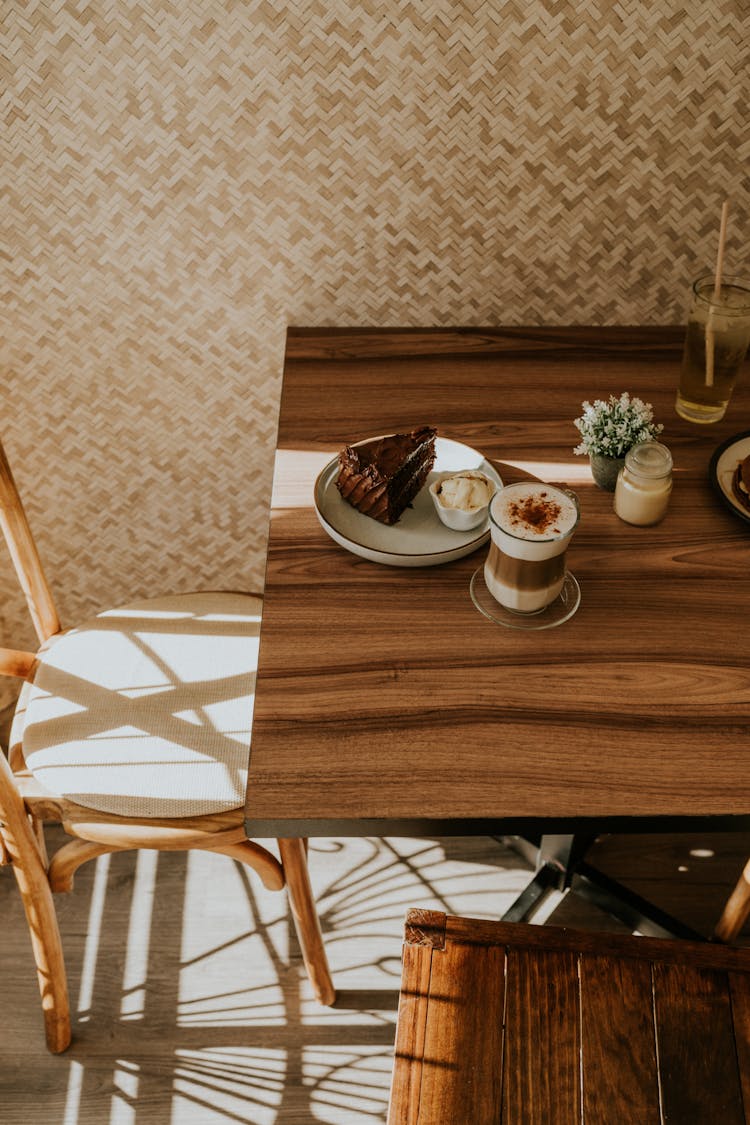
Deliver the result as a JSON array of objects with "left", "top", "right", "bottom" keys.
[{"left": 22, "top": 591, "right": 262, "bottom": 819}]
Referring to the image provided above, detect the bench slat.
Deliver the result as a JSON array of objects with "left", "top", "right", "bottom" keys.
[
  {"left": 654, "top": 963, "right": 745, "bottom": 1124},
  {"left": 580, "top": 954, "right": 660, "bottom": 1124},
  {"left": 503, "top": 948, "right": 580, "bottom": 1124}
]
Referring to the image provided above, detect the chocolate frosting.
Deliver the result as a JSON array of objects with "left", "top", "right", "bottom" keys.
[{"left": 732, "top": 455, "right": 750, "bottom": 514}]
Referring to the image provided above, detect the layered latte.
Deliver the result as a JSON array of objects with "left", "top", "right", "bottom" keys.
[{"left": 485, "top": 483, "right": 579, "bottom": 614}]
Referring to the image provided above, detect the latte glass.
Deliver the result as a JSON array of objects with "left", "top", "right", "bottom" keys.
[{"left": 484, "top": 482, "right": 580, "bottom": 614}]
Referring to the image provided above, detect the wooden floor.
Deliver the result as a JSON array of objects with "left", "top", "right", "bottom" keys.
[{"left": 1, "top": 823, "right": 750, "bottom": 1124}]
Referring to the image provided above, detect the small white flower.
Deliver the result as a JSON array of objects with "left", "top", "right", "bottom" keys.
[{"left": 573, "top": 392, "right": 663, "bottom": 458}]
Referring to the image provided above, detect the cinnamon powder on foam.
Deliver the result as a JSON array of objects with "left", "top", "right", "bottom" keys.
[{"left": 507, "top": 492, "right": 562, "bottom": 535}]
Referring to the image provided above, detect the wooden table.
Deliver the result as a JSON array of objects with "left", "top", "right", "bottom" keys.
[{"left": 245, "top": 328, "right": 750, "bottom": 842}]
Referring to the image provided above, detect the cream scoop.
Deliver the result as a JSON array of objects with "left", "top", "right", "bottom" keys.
[{"left": 435, "top": 472, "right": 495, "bottom": 511}]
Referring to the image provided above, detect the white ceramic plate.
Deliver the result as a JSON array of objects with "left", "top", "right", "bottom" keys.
[
  {"left": 709, "top": 429, "right": 750, "bottom": 526},
  {"left": 314, "top": 436, "right": 503, "bottom": 567}
]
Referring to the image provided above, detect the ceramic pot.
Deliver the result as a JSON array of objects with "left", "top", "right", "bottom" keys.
[{"left": 589, "top": 452, "right": 625, "bottom": 492}]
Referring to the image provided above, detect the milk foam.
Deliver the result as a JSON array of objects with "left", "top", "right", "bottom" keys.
[
  {"left": 489, "top": 483, "right": 578, "bottom": 562},
  {"left": 492, "top": 483, "right": 578, "bottom": 539}
]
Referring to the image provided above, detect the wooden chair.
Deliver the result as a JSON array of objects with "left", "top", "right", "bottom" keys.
[
  {"left": 388, "top": 908, "right": 750, "bottom": 1124},
  {"left": 0, "top": 437, "right": 335, "bottom": 1054}
]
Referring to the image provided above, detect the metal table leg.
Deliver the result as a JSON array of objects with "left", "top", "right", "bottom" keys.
[
  {"left": 500, "top": 833, "right": 595, "bottom": 923},
  {"left": 499, "top": 833, "right": 708, "bottom": 940}
]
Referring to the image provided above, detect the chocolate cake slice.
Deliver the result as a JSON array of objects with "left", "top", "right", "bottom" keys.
[
  {"left": 732, "top": 454, "right": 750, "bottom": 514},
  {"left": 336, "top": 427, "right": 437, "bottom": 525}
]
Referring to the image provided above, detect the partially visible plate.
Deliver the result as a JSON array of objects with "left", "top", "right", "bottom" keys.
[
  {"left": 314, "top": 436, "right": 503, "bottom": 567},
  {"left": 709, "top": 430, "right": 750, "bottom": 527}
]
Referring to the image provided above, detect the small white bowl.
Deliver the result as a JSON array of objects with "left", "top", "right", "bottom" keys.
[{"left": 429, "top": 470, "right": 497, "bottom": 531}]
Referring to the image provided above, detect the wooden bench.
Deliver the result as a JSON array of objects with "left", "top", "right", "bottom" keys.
[{"left": 388, "top": 908, "right": 750, "bottom": 1124}]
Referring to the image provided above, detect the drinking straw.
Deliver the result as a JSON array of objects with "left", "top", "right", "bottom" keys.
[{"left": 705, "top": 199, "right": 729, "bottom": 387}]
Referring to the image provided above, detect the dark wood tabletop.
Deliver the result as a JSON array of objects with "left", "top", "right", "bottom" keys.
[{"left": 245, "top": 327, "right": 749, "bottom": 838}]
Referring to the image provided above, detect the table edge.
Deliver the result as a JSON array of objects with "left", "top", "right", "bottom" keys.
[{"left": 245, "top": 813, "right": 750, "bottom": 839}]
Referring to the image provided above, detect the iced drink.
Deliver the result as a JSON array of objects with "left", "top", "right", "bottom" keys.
[{"left": 676, "top": 275, "right": 750, "bottom": 424}]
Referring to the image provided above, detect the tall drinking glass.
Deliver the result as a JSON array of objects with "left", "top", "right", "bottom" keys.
[
  {"left": 484, "top": 482, "right": 579, "bottom": 613},
  {"left": 676, "top": 275, "right": 750, "bottom": 424}
]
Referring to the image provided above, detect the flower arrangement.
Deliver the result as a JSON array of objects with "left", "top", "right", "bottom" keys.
[{"left": 573, "top": 392, "right": 663, "bottom": 459}]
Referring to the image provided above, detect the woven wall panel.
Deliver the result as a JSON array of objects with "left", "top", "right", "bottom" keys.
[{"left": 0, "top": 1, "right": 747, "bottom": 699}]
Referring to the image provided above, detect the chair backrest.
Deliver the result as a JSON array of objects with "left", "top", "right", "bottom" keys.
[
  {"left": 388, "top": 908, "right": 750, "bottom": 1125},
  {"left": 0, "top": 436, "right": 61, "bottom": 652}
]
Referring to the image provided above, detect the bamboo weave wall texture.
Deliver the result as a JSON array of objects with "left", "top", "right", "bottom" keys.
[{"left": 1, "top": 2, "right": 748, "bottom": 672}]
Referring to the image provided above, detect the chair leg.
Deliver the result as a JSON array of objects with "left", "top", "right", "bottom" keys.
[
  {"left": 714, "top": 859, "right": 750, "bottom": 943},
  {"left": 0, "top": 785, "right": 71, "bottom": 1052},
  {"left": 49, "top": 835, "right": 285, "bottom": 894},
  {"left": 30, "top": 811, "right": 49, "bottom": 868},
  {"left": 48, "top": 838, "right": 122, "bottom": 892},
  {"left": 279, "top": 837, "right": 336, "bottom": 1006},
  {"left": 203, "top": 839, "right": 284, "bottom": 891}
]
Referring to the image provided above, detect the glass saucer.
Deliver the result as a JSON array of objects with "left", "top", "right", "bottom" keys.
[{"left": 470, "top": 567, "right": 581, "bottom": 630}]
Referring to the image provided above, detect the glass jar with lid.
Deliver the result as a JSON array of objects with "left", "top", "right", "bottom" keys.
[{"left": 614, "top": 441, "right": 673, "bottom": 526}]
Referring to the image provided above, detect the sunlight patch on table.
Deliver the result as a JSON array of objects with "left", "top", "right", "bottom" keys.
[
  {"left": 272, "top": 448, "right": 338, "bottom": 508},
  {"left": 501, "top": 458, "right": 594, "bottom": 483}
]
